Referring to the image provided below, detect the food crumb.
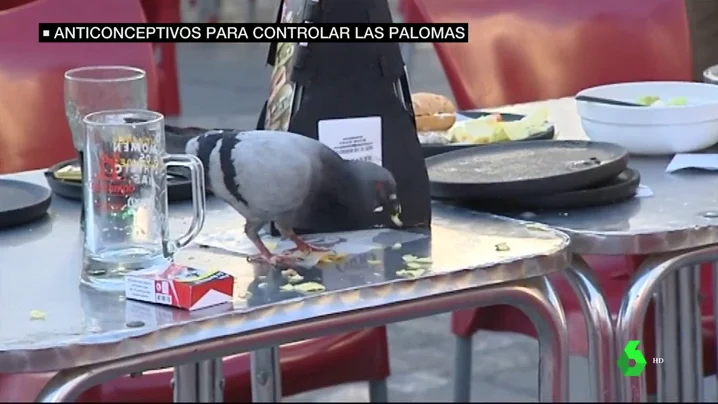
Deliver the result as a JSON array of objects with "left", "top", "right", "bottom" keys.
[
  {"left": 396, "top": 268, "right": 426, "bottom": 278},
  {"left": 391, "top": 242, "right": 402, "bottom": 250},
  {"left": 287, "top": 274, "right": 304, "bottom": 283},
  {"left": 525, "top": 223, "right": 547, "bottom": 231},
  {"left": 29, "top": 310, "right": 46, "bottom": 320},
  {"left": 495, "top": 242, "right": 511, "bottom": 252},
  {"left": 367, "top": 259, "right": 382, "bottom": 265},
  {"left": 293, "top": 282, "right": 326, "bottom": 294}
]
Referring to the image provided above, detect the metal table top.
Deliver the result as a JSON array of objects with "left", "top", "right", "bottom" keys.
[
  {"left": 0, "top": 170, "right": 569, "bottom": 373},
  {"left": 486, "top": 98, "right": 718, "bottom": 255}
]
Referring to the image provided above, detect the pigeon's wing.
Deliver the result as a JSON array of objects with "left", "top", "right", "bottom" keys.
[
  {"left": 213, "top": 131, "right": 323, "bottom": 222},
  {"left": 288, "top": 145, "right": 363, "bottom": 232},
  {"left": 164, "top": 125, "right": 238, "bottom": 154}
]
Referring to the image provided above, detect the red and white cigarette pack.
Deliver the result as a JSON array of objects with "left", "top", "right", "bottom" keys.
[{"left": 125, "top": 263, "right": 234, "bottom": 310}]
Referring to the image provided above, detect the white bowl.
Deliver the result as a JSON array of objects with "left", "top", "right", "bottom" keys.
[{"left": 576, "top": 81, "right": 718, "bottom": 155}]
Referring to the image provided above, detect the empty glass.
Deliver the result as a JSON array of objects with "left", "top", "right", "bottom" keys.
[
  {"left": 81, "top": 109, "right": 206, "bottom": 291},
  {"left": 704, "top": 65, "right": 718, "bottom": 85},
  {"left": 65, "top": 66, "right": 148, "bottom": 226}
]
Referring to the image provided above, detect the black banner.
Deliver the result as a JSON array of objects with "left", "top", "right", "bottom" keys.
[{"left": 38, "top": 23, "right": 469, "bottom": 43}]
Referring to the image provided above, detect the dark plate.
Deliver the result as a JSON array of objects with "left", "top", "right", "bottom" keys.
[
  {"left": 421, "top": 111, "right": 555, "bottom": 158},
  {"left": 477, "top": 168, "right": 641, "bottom": 210},
  {"left": 0, "top": 179, "right": 52, "bottom": 229},
  {"left": 426, "top": 140, "right": 630, "bottom": 201},
  {"left": 44, "top": 159, "right": 200, "bottom": 203}
]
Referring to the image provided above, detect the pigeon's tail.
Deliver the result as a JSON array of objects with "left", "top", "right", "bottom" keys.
[{"left": 164, "top": 125, "right": 208, "bottom": 154}]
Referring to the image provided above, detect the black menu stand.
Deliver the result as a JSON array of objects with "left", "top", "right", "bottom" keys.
[{"left": 258, "top": 0, "right": 432, "bottom": 235}]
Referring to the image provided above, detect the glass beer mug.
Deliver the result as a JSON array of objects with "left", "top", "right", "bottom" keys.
[{"left": 81, "top": 109, "right": 206, "bottom": 290}]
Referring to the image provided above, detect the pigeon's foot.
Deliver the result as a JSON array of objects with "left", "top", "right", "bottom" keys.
[
  {"left": 287, "top": 236, "right": 331, "bottom": 254},
  {"left": 247, "top": 253, "right": 297, "bottom": 266}
]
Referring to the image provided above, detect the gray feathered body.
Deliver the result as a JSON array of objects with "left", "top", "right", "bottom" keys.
[{"left": 183, "top": 129, "right": 368, "bottom": 231}]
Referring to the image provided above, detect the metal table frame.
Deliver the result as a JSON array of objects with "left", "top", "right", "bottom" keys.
[
  {"left": 37, "top": 275, "right": 571, "bottom": 402},
  {"left": 453, "top": 255, "right": 616, "bottom": 402},
  {"left": 615, "top": 245, "right": 718, "bottom": 402}
]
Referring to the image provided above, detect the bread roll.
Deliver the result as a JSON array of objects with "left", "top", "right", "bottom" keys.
[{"left": 411, "top": 92, "right": 457, "bottom": 132}]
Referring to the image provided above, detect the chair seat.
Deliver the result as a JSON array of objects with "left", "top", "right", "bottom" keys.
[
  {"left": 0, "top": 327, "right": 390, "bottom": 402},
  {"left": 451, "top": 256, "right": 716, "bottom": 394}
]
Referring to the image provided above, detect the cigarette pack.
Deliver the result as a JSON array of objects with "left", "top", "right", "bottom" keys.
[{"left": 125, "top": 263, "right": 234, "bottom": 310}]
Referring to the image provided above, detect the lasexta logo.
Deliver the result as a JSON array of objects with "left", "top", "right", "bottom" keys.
[{"left": 617, "top": 340, "right": 647, "bottom": 376}]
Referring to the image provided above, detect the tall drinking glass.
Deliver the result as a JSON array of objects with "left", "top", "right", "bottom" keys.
[
  {"left": 82, "top": 110, "right": 206, "bottom": 291},
  {"left": 64, "top": 66, "right": 148, "bottom": 227},
  {"left": 704, "top": 65, "right": 718, "bottom": 85}
]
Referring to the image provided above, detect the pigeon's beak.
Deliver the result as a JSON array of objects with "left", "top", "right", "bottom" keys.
[
  {"left": 374, "top": 193, "right": 403, "bottom": 226},
  {"left": 387, "top": 194, "right": 403, "bottom": 227}
]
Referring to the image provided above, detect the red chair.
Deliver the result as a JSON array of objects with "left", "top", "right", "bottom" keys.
[
  {"left": 401, "top": 0, "right": 692, "bottom": 109},
  {"left": 0, "top": 0, "right": 160, "bottom": 174},
  {"left": 0, "top": 0, "right": 391, "bottom": 401},
  {"left": 400, "top": 0, "right": 712, "bottom": 400},
  {"left": 140, "top": 0, "right": 182, "bottom": 117}
]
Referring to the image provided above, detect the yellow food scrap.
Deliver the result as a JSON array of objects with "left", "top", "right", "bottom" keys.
[
  {"left": 525, "top": 223, "right": 547, "bottom": 231},
  {"left": 237, "top": 291, "right": 253, "bottom": 300},
  {"left": 367, "top": 259, "right": 382, "bottom": 265},
  {"left": 29, "top": 310, "right": 46, "bottom": 320},
  {"left": 280, "top": 284, "right": 295, "bottom": 292},
  {"left": 287, "top": 274, "right": 305, "bottom": 283},
  {"left": 401, "top": 254, "right": 418, "bottom": 262},
  {"left": 402, "top": 255, "right": 433, "bottom": 272},
  {"left": 391, "top": 243, "right": 402, "bottom": 250},
  {"left": 495, "top": 242, "right": 511, "bottom": 252},
  {"left": 396, "top": 269, "right": 426, "bottom": 278},
  {"left": 264, "top": 241, "right": 278, "bottom": 251},
  {"left": 54, "top": 165, "right": 82, "bottom": 181},
  {"left": 293, "top": 282, "right": 326, "bottom": 293},
  {"left": 318, "top": 252, "right": 347, "bottom": 264}
]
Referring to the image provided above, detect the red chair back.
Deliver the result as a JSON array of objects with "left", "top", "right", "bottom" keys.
[
  {"left": 404, "top": 0, "right": 692, "bottom": 109},
  {"left": 0, "top": 0, "right": 160, "bottom": 174}
]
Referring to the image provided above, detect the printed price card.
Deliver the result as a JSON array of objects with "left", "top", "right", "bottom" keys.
[{"left": 318, "top": 116, "right": 383, "bottom": 166}]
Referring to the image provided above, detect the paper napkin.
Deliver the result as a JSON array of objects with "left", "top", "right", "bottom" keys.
[{"left": 665, "top": 154, "right": 718, "bottom": 173}]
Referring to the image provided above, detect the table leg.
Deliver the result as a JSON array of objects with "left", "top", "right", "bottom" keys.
[
  {"left": 676, "top": 266, "right": 703, "bottom": 402},
  {"left": 653, "top": 266, "right": 703, "bottom": 403},
  {"left": 505, "top": 276, "right": 569, "bottom": 402},
  {"left": 173, "top": 360, "right": 224, "bottom": 402},
  {"left": 656, "top": 273, "right": 680, "bottom": 402},
  {"left": 251, "top": 346, "right": 281, "bottom": 402},
  {"left": 565, "top": 254, "right": 617, "bottom": 402},
  {"left": 615, "top": 246, "right": 718, "bottom": 402},
  {"left": 173, "top": 364, "right": 199, "bottom": 401}
]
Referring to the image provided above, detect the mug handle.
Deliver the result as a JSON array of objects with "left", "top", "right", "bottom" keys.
[{"left": 164, "top": 154, "right": 206, "bottom": 253}]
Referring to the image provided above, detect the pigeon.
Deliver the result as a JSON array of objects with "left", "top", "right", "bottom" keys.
[{"left": 165, "top": 126, "right": 403, "bottom": 265}]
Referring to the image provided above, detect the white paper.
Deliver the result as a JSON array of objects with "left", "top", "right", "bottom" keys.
[
  {"left": 194, "top": 228, "right": 427, "bottom": 267},
  {"left": 635, "top": 185, "right": 654, "bottom": 198},
  {"left": 665, "top": 153, "right": 718, "bottom": 173},
  {"left": 318, "top": 116, "right": 383, "bottom": 166}
]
